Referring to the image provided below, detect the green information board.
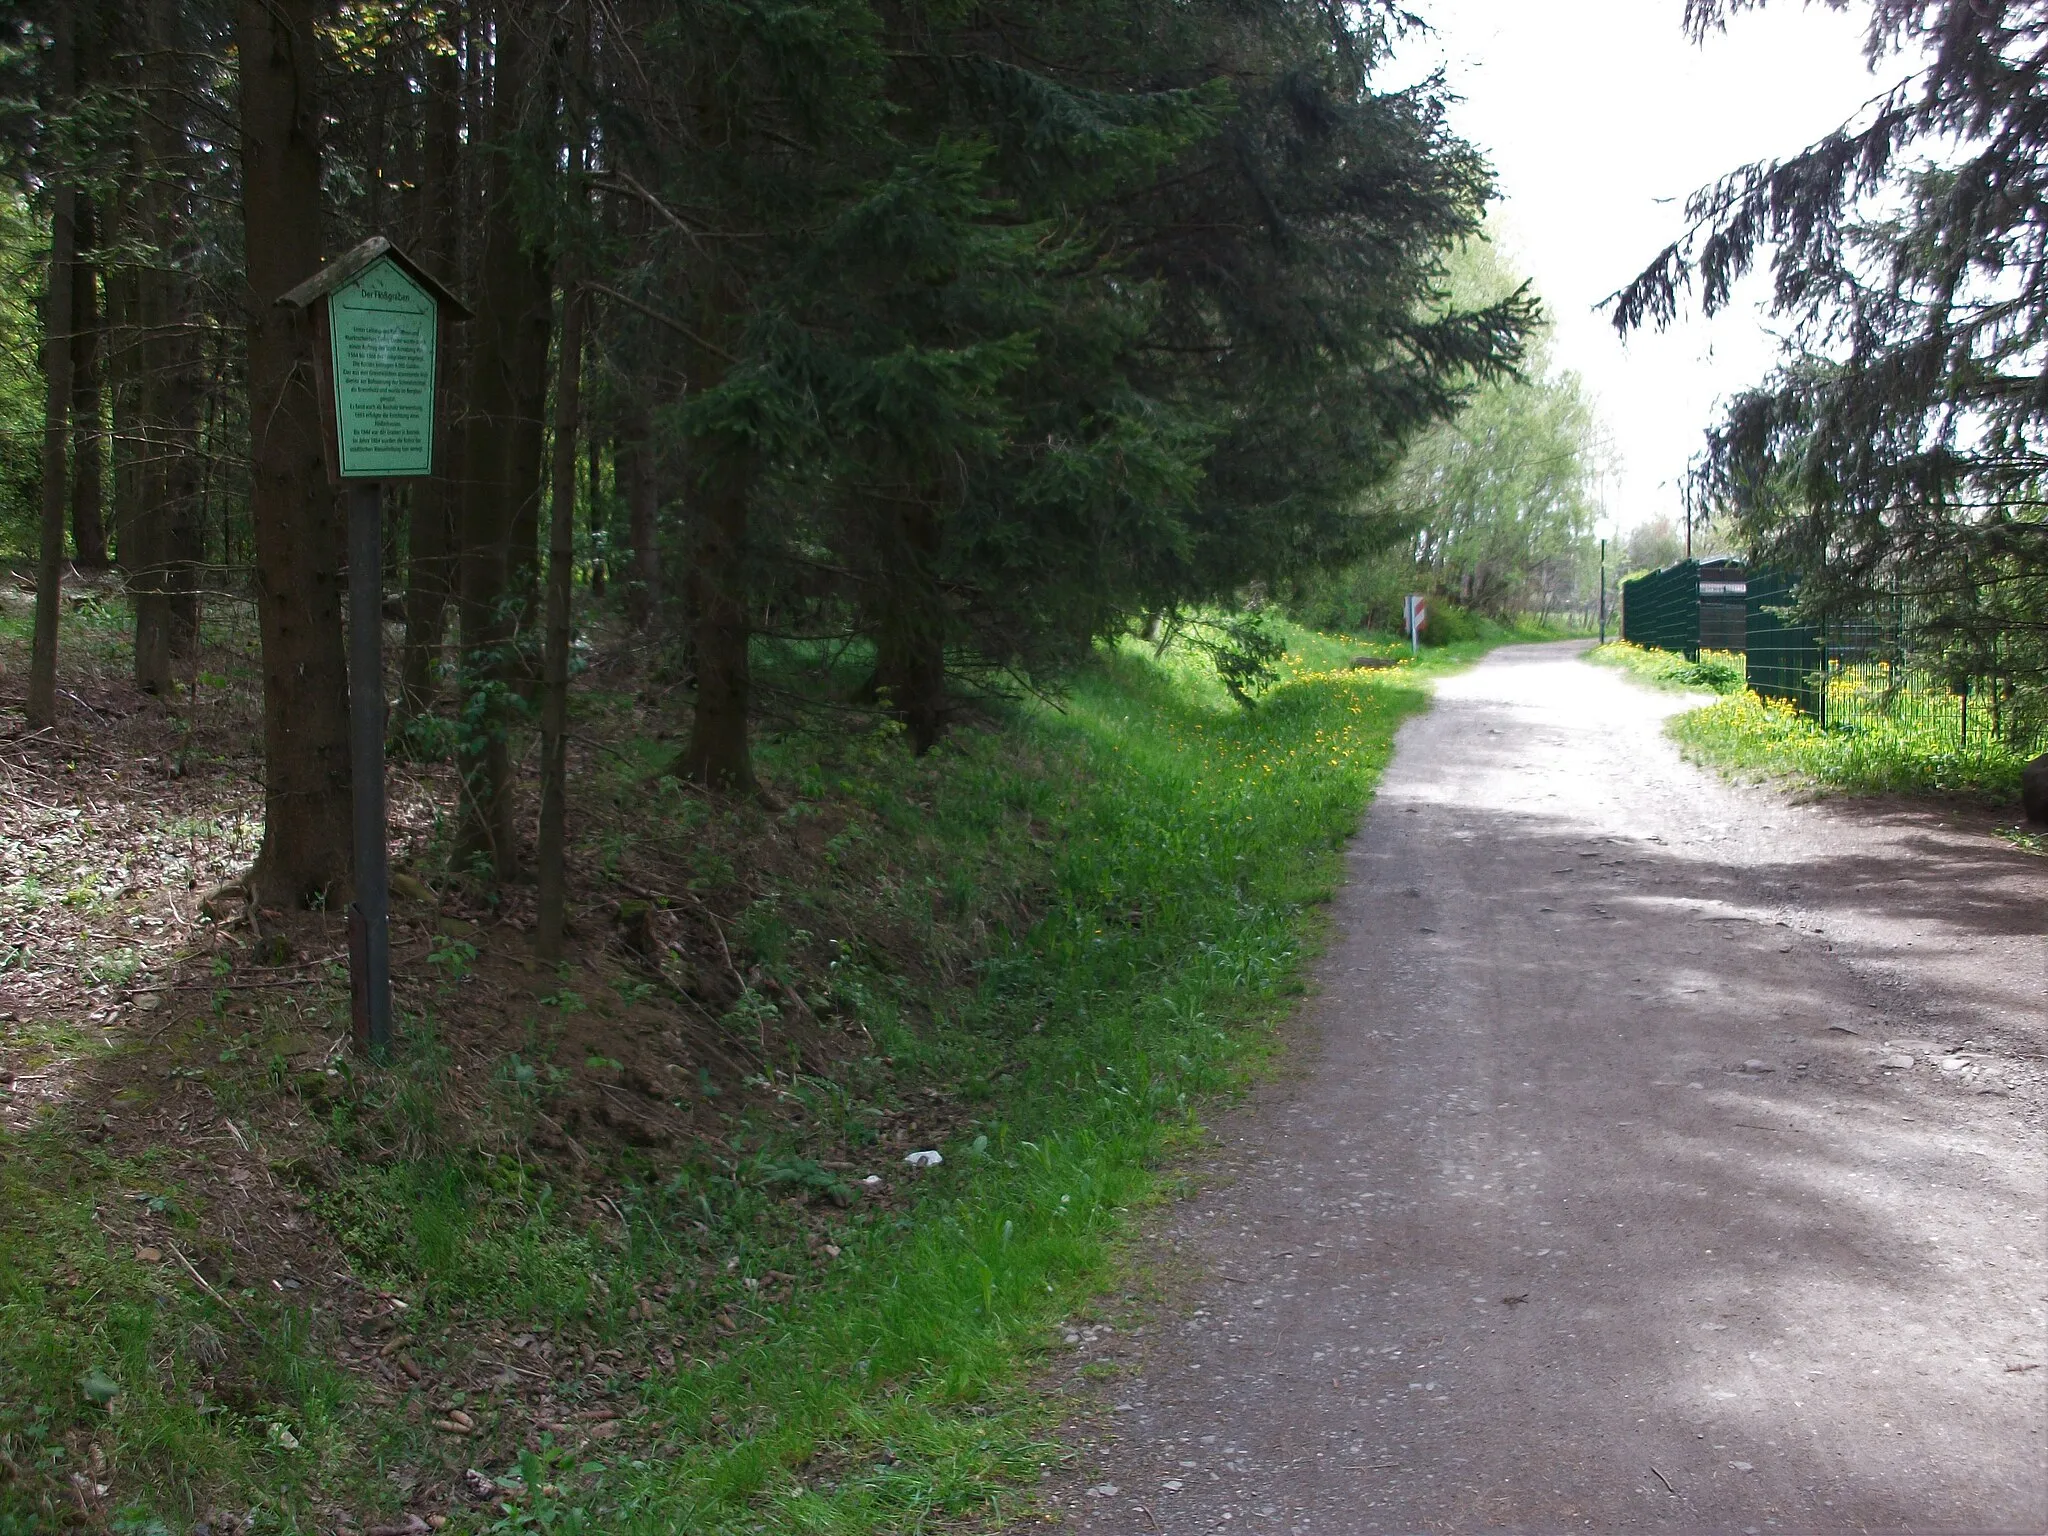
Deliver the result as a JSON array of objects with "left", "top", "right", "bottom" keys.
[{"left": 327, "top": 255, "right": 438, "bottom": 478}]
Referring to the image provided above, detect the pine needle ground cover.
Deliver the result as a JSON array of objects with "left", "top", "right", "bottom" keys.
[{"left": 0, "top": 608, "right": 1494, "bottom": 1534}]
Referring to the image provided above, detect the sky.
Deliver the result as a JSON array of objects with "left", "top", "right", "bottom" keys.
[{"left": 1392, "top": 0, "right": 1896, "bottom": 538}]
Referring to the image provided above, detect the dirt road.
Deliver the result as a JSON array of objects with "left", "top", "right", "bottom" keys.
[{"left": 1056, "top": 642, "right": 2047, "bottom": 1534}]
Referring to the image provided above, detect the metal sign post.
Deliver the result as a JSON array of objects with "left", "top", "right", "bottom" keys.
[
  {"left": 346, "top": 478, "right": 391, "bottom": 1055},
  {"left": 1405, "top": 594, "right": 1427, "bottom": 656},
  {"left": 280, "top": 237, "right": 469, "bottom": 1058}
]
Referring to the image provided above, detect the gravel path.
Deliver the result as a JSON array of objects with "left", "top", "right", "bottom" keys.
[{"left": 1054, "top": 641, "right": 2047, "bottom": 1535}]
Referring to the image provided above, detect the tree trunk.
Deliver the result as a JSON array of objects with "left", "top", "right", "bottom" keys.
[
  {"left": 154, "top": 2, "right": 203, "bottom": 661},
  {"left": 586, "top": 431, "right": 605, "bottom": 597},
  {"left": 129, "top": 256, "right": 174, "bottom": 695},
  {"left": 134, "top": 1, "right": 204, "bottom": 688},
  {"left": 161, "top": 269, "right": 203, "bottom": 663},
  {"left": 676, "top": 446, "right": 754, "bottom": 791},
  {"left": 620, "top": 404, "right": 658, "bottom": 628},
  {"left": 874, "top": 608, "right": 948, "bottom": 754},
  {"left": 239, "top": 0, "right": 354, "bottom": 908},
  {"left": 506, "top": 242, "right": 552, "bottom": 674},
  {"left": 398, "top": 29, "right": 463, "bottom": 720},
  {"left": 105, "top": 229, "right": 141, "bottom": 576},
  {"left": 872, "top": 498, "right": 949, "bottom": 754},
  {"left": 130, "top": 461, "right": 170, "bottom": 691},
  {"left": 504, "top": 32, "right": 566, "bottom": 673},
  {"left": 27, "top": 7, "right": 77, "bottom": 732},
  {"left": 455, "top": 338, "right": 517, "bottom": 868},
  {"left": 456, "top": 6, "right": 548, "bottom": 877},
  {"left": 536, "top": 281, "right": 585, "bottom": 960},
  {"left": 401, "top": 448, "right": 457, "bottom": 717},
  {"left": 131, "top": 242, "right": 170, "bottom": 691},
  {"left": 69, "top": 193, "right": 107, "bottom": 569}
]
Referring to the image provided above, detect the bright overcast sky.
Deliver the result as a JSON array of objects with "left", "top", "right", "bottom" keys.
[{"left": 1392, "top": 0, "right": 1892, "bottom": 537}]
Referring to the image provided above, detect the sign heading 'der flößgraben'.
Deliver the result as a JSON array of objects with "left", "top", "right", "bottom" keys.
[{"left": 327, "top": 256, "right": 438, "bottom": 479}]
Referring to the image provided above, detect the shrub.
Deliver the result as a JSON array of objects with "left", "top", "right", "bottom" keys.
[
  {"left": 1419, "top": 599, "right": 1481, "bottom": 647},
  {"left": 1591, "top": 641, "right": 1745, "bottom": 694},
  {"left": 1682, "top": 650, "right": 1745, "bottom": 693}
]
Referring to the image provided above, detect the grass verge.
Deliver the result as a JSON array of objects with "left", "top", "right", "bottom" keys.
[
  {"left": 1586, "top": 640, "right": 1745, "bottom": 695},
  {"left": 0, "top": 618, "right": 1486, "bottom": 1534},
  {"left": 1591, "top": 639, "right": 2038, "bottom": 808},
  {"left": 1668, "top": 689, "right": 2039, "bottom": 804}
]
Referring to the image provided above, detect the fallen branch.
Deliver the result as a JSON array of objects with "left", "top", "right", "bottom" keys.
[
  {"left": 57, "top": 689, "right": 113, "bottom": 724},
  {"left": 134, "top": 957, "right": 349, "bottom": 997},
  {"left": 197, "top": 880, "right": 248, "bottom": 923},
  {"left": 534, "top": 1109, "right": 591, "bottom": 1167},
  {"left": 166, "top": 1240, "right": 255, "bottom": 1330},
  {"left": 618, "top": 878, "right": 745, "bottom": 989}
]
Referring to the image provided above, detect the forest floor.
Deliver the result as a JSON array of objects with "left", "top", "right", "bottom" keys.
[{"left": 0, "top": 582, "right": 1546, "bottom": 1534}]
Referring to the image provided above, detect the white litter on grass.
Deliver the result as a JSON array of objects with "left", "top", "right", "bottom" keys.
[{"left": 904, "top": 1150, "right": 943, "bottom": 1168}]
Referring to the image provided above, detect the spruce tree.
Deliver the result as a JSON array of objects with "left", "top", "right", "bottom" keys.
[{"left": 1614, "top": 0, "right": 2048, "bottom": 724}]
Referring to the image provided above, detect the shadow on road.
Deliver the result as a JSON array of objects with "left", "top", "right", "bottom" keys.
[{"left": 1058, "top": 643, "right": 2046, "bottom": 1535}]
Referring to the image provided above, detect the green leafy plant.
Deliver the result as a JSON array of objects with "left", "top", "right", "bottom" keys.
[
  {"left": 426, "top": 934, "right": 479, "bottom": 983},
  {"left": 1671, "top": 688, "right": 2036, "bottom": 800},
  {"left": 1591, "top": 641, "right": 1746, "bottom": 695},
  {"left": 1168, "top": 612, "right": 1287, "bottom": 706}
]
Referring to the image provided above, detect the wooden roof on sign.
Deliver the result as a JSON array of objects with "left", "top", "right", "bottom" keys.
[{"left": 277, "top": 235, "right": 472, "bottom": 319}]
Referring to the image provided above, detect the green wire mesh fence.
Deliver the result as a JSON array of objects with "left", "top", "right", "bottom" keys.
[
  {"left": 1621, "top": 561, "right": 2045, "bottom": 756},
  {"left": 1744, "top": 569, "right": 1819, "bottom": 715},
  {"left": 1620, "top": 558, "right": 1747, "bottom": 659},
  {"left": 1741, "top": 574, "right": 2048, "bottom": 756}
]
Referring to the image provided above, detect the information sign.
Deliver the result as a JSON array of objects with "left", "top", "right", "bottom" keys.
[
  {"left": 277, "top": 235, "right": 468, "bottom": 1058},
  {"left": 327, "top": 256, "right": 438, "bottom": 478}
]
